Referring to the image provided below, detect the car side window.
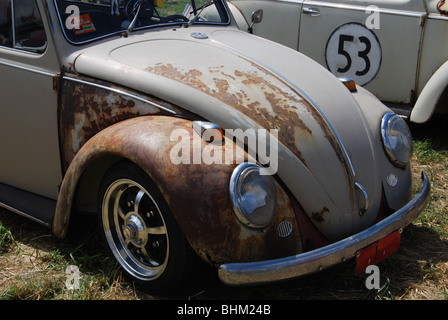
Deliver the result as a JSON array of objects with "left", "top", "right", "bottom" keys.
[
  {"left": 0, "top": 0, "right": 47, "bottom": 53},
  {"left": 0, "top": 0, "right": 12, "bottom": 47}
]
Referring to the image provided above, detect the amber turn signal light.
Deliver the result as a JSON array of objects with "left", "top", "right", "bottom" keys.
[{"left": 338, "top": 77, "right": 357, "bottom": 92}]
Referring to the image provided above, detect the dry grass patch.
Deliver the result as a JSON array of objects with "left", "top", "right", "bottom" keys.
[{"left": 0, "top": 214, "right": 142, "bottom": 300}]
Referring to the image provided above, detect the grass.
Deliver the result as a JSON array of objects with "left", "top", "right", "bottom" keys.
[
  {"left": 0, "top": 116, "right": 447, "bottom": 300},
  {"left": 0, "top": 214, "right": 139, "bottom": 300},
  {"left": 0, "top": 221, "right": 13, "bottom": 253},
  {"left": 413, "top": 139, "right": 448, "bottom": 164}
]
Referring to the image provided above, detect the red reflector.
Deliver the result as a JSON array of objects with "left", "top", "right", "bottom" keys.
[{"left": 356, "top": 230, "right": 401, "bottom": 274}]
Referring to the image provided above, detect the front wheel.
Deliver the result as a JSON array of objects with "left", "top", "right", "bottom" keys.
[{"left": 98, "top": 161, "right": 194, "bottom": 291}]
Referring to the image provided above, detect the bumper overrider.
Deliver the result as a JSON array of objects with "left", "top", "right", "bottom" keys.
[{"left": 219, "top": 172, "right": 431, "bottom": 286}]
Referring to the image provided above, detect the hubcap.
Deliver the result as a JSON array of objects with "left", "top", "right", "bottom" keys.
[
  {"left": 102, "top": 179, "right": 169, "bottom": 281},
  {"left": 123, "top": 214, "right": 146, "bottom": 245}
]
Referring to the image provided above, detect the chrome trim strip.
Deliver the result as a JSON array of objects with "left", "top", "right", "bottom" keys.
[
  {"left": 219, "top": 172, "right": 430, "bottom": 285},
  {"left": 0, "top": 46, "right": 43, "bottom": 56},
  {"left": 210, "top": 39, "right": 356, "bottom": 177},
  {"left": 0, "top": 202, "right": 51, "bottom": 228},
  {"left": 62, "top": 76, "right": 177, "bottom": 115},
  {"left": 0, "top": 59, "right": 56, "bottom": 77},
  {"left": 11, "top": 0, "right": 16, "bottom": 49},
  {"left": 297, "top": 1, "right": 426, "bottom": 18},
  {"left": 427, "top": 13, "right": 448, "bottom": 21},
  {"left": 192, "top": 121, "right": 222, "bottom": 141},
  {"left": 355, "top": 182, "right": 369, "bottom": 215}
]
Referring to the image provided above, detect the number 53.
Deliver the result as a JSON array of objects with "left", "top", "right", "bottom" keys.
[{"left": 337, "top": 34, "right": 371, "bottom": 76}]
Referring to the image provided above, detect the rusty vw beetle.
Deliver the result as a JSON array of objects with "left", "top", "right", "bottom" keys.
[{"left": 0, "top": 0, "right": 430, "bottom": 290}]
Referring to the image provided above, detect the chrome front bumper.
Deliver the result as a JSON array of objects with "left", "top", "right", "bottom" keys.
[{"left": 218, "top": 172, "right": 431, "bottom": 286}]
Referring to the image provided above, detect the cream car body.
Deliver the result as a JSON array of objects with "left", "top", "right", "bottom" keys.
[
  {"left": 0, "top": 0, "right": 429, "bottom": 289},
  {"left": 229, "top": 0, "right": 448, "bottom": 123}
]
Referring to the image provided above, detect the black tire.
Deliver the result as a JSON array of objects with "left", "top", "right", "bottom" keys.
[{"left": 98, "top": 160, "right": 194, "bottom": 292}]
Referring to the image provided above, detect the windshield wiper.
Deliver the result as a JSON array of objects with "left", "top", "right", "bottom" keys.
[
  {"left": 123, "top": 0, "right": 143, "bottom": 37},
  {"left": 185, "top": 0, "right": 213, "bottom": 27}
]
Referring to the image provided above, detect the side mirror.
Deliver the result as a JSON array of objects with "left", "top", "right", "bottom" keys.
[{"left": 248, "top": 9, "right": 263, "bottom": 34}]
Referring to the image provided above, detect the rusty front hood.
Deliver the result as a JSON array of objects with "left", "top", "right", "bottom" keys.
[{"left": 73, "top": 27, "right": 379, "bottom": 241}]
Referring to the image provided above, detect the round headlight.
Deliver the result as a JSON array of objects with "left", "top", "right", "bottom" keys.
[
  {"left": 229, "top": 163, "right": 277, "bottom": 229},
  {"left": 381, "top": 112, "right": 413, "bottom": 167}
]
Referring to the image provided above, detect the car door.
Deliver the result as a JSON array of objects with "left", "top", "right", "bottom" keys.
[
  {"left": 0, "top": 0, "right": 62, "bottom": 200},
  {"left": 298, "top": 0, "right": 427, "bottom": 106}
]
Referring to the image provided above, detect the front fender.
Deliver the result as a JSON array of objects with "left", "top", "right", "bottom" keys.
[
  {"left": 410, "top": 60, "right": 448, "bottom": 123},
  {"left": 53, "top": 116, "right": 303, "bottom": 265}
]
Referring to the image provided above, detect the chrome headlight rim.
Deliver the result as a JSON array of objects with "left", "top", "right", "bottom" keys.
[
  {"left": 381, "top": 112, "right": 413, "bottom": 167},
  {"left": 229, "top": 162, "right": 277, "bottom": 229}
]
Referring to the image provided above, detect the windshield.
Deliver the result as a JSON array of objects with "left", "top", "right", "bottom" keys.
[{"left": 55, "top": 0, "right": 230, "bottom": 44}]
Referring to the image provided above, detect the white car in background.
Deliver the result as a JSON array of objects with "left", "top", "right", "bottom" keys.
[{"left": 229, "top": 0, "right": 448, "bottom": 123}]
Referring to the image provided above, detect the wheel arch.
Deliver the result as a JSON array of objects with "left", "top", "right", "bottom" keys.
[
  {"left": 68, "top": 155, "right": 123, "bottom": 216},
  {"left": 52, "top": 116, "right": 199, "bottom": 239}
]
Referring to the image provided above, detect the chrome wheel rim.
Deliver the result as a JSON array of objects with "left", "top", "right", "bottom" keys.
[{"left": 102, "top": 179, "right": 169, "bottom": 281}]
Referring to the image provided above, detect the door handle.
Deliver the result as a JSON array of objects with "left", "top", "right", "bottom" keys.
[{"left": 302, "top": 7, "right": 321, "bottom": 16}]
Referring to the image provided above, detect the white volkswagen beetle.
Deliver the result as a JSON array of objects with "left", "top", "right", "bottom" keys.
[
  {"left": 229, "top": 0, "right": 448, "bottom": 123},
  {"left": 0, "top": 0, "right": 429, "bottom": 291}
]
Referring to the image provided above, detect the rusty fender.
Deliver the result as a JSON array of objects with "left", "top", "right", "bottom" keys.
[
  {"left": 53, "top": 116, "right": 303, "bottom": 266},
  {"left": 58, "top": 75, "right": 188, "bottom": 172}
]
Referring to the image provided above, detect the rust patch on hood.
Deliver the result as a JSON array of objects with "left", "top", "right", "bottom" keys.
[{"left": 144, "top": 61, "right": 345, "bottom": 168}]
